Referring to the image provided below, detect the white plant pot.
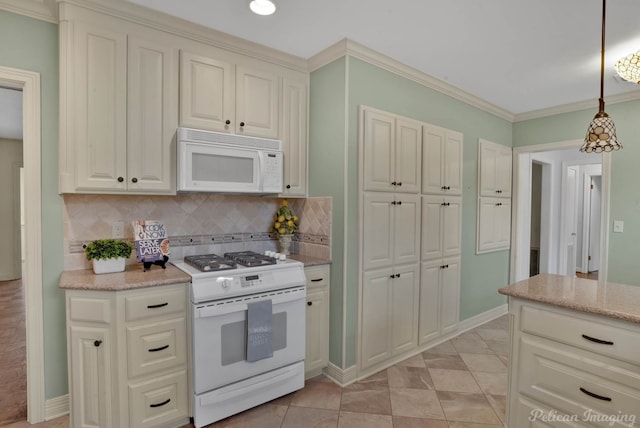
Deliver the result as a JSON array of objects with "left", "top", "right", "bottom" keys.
[{"left": 92, "top": 257, "right": 126, "bottom": 274}]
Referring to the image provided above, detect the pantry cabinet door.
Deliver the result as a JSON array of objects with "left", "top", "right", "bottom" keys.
[
  {"left": 442, "top": 197, "right": 462, "bottom": 258},
  {"left": 236, "top": 65, "right": 280, "bottom": 138},
  {"left": 443, "top": 131, "right": 463, "bottom": 195},
  {"left": 363, "top": 193, "right": 395, "bottom": 270},
  {"left": 393, "top": 194, "right": 421, "bottom": 266},
  {"left": 422, "top": 125, "right": 445, "bottom": 194},
  {"left": 390, "top": 263, "right": 419, "bottom": 355},
  {"left": 180, "top": 51, "right": 234, "bottom": 133},
  {"left": 421, "top": 196, "right": 444, "bottom": 261},
  {"left": 419, "top": 260, "right": 441, "bottom": 344},
  {"left": 440, "top": 257, "right": 461, "bottom": 335},
  {"left": 394, "top": 119, "right": 422, "bottom": 193},
  {"left": 361, "top": 268, "right": 393, "bottom": 369},
  {"left": 73, "top": 21, "right": 127, "bottom": 191},
  {"left": 128, "top": 34, "right": 178, "bottom": 193},
  {"left": 363, "top": 110, "right": 395, "bottom": 192}
]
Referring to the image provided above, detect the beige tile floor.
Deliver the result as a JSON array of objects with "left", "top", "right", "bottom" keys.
[{"left": 3, "top": 314, "right": 509, "bottom": 428}]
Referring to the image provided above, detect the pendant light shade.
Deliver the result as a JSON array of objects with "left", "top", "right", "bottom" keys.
[
  {"left": 580, "top": 0, "right": 622, "bottom": 153},
  {"left": 615, "top": 51, "right": 640, "bottom": 84},
  {"left": 249, "top": 0, "right": 276, "bottom": 15}
]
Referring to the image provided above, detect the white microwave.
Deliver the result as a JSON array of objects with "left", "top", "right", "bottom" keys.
[{"left": 177, "top": 127, "right": 283, "bottom": 194}]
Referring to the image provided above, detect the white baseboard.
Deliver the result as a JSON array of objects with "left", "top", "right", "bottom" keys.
[
  {"left": 458, "top": 303, "right": 508, "bottom": 333},
  {"left": 45, "top": 394, "right": 69, "bottom": 421},
  {"left": 323, "top": 362, "right": 357, "bottom": 387}
]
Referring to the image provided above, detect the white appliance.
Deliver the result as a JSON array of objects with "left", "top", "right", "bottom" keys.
[
  {"left": 177, "top": 127, "right": 283, "bottom": 194},
  {"left": 172, "top": 251, "right": 306, "bottom": 427}
]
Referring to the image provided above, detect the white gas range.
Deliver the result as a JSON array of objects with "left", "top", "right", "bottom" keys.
[{"left": 172, "top": 251, "right": 306, "bottom": 428}]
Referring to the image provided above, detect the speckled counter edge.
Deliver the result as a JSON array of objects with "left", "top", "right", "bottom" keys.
[{"left": 59, "top": 264, "right": 190, "bottom": 291}]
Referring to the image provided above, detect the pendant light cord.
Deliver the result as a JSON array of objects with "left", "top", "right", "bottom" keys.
[{"left": 599, "top": 0, "right": 606, "bottom": 113}]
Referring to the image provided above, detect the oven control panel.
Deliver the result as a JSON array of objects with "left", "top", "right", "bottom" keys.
[{"left": 240, "top": 274, "right": 262, "bottom": 287}]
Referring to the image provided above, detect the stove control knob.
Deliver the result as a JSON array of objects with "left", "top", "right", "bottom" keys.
[{"left": 217, "top": 277, "right": 232, "bottom": 290}]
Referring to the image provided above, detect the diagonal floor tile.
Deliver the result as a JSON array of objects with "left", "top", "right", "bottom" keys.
[
  {"left": 424, "top": 353, "right": 467, "bottom": 370},
  {"left": 281, "top": 406, "right": 338, "bottom": 428},
  {"left": 290, "top": 377, "right": 342, "bottom": 410},
  {"left": 392, "top": 416, "right": 448, "bottom": 427},
  {"left": 387, "top": 366, "right": 434, "bottom": 389},
  {"left": 459, "top": 353, "right": 507, "bottom": 373},
  {"left": 472, "top": 372, "right": 508, "bottom": 396},
  {"left": 436, "top": 391, "right": 501, "bottom": 425},
  {"left": 389, "top": 388, "right": 445, "bottom": 419},
  {"left": 341, "top": 387, "right": 392, "bottom": 415},
  {"left": 337, "top": 411, "right": 393, "bottom": 428},
  {"left": 428, "top": 368, "right": 481, "bottom": 393},
  {"left": 212, "top": 404, "right": 288, "bottom": 428}
]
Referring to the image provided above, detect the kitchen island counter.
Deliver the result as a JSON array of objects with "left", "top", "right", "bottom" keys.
[
  {"left": 498, "top": 273, "right": 640, "bottom": 324},
  {"left": 59, "top": 263, "right": 190, "bottom": 291}
]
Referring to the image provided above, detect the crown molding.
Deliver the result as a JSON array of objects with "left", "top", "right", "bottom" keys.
[
  {"left": 514, "top": 89, "right": 640, "bottom": 122},
  {"left": 58, "top": 0, "right": 308, "bottom": 73},
  {"left": 308, "top": 38, "right": 515, "bottom": 122},
  {"left": 0, "top": 0, "right": 57, "bottom": 23}
]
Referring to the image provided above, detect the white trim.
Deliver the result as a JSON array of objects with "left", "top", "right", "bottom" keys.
[
  {"left": 341, "top": 56, "right": 350, "bottom": 369},
  {"left": 323, "top": 362, "right": 357, "bottom": 387},
  {"left": 510, "top": 141, "right": 610, "bottom": 286},
  {"left": 0, "top": 66, "right": 45, "bottom": 423},
  {"left": 514, "top": 89, "right": 640, "bottom": 122},
  {"left": 308, "top": 39, "right": 514, "bottom": 122},
  {"left": 45, "top": 394, "right": 69, "bottom": 421},
  {"left": 0, "top": 0, "right": 58, "bottom": 23},
  {"left": 457, "top": 303, "right": 508, "bottom": 332}
]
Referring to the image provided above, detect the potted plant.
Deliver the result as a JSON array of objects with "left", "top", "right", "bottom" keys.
[
  {"left": 272, "top": 199, "right": 299, "bottom": 255},
  {"left": 85, "top": 239, "right": 133, "bottom": 274}
]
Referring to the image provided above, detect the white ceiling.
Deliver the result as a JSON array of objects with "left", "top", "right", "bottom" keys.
[
  {"left": 127, "top": 0, "right": 640, "bottom": 116},
  {"left": 0, "top": 87, "right": 22, "bottom": 140}
]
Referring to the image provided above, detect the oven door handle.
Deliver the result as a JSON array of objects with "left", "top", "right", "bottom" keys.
[{"left": 195, "top": 288, "right": 305, "bottom": 319}]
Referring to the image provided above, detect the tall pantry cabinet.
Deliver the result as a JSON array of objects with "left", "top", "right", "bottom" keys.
[
  {"left": 360, "top": 108, "right": 421, "bottom": 372},
  {"left": 359, "top": 107, "right": 463, "bottom": 376}
]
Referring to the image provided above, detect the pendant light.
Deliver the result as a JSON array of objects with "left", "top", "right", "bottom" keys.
[
  {"left": 615, "top": 51, "right": 640, "bottom": 84},
  {"left": 580, "top": 0, "right": 622, "bottom": 153}
]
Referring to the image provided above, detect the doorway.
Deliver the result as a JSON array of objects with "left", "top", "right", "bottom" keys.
[
  {"left": 511, "top": 140, "right": 609, "bottom": 283},
  {"left": 0, "top": 66, "right": 45, "bottom": 423}
]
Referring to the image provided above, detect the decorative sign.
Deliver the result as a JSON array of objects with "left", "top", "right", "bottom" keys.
[{"left": 132, "top": 220, "right": 170, "bottom": 270}]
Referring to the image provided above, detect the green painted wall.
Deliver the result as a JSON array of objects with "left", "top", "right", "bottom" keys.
[
  {"left": 310, "top": 55, "right": 513, "bottom": 369},
  {"left": 0, "top": 11, "right": 66, "bottom": 399},
  {"left": 309, "top": 57, "right": 347, "bottom": 365},
  {"left": 514, "top": 100, "right": 640, "bottom": 286}
]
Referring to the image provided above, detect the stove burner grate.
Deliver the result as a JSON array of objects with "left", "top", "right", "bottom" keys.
[
  {"left": 223, "top": 251, "right": 277, "bottom": 267},
  {"left": 183, "top": 254, "right": 237, "bottom": 272}
]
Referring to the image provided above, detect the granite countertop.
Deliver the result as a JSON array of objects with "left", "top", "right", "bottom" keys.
[
  {"left": 59, "top": 263, "right": 190, "bottom": 291},
  {"left": 288, "top": 254, "right": 331, "bottom": 266},
  {"left": 499, "top": 273, "right": 640, "bottom": 324}
]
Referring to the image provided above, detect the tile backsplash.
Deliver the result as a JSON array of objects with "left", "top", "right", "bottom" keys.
[{"left": 63, "top": 194, "right": 331, "bottom": 270}]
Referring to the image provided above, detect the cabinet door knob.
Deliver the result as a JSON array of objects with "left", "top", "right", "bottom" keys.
[
  {"left": 389, "top": 274, "right": 395, "bottom": 279},
  {"left": 225, "top": 119, "right": 231, "bottom": 125},
  {"left": 117, "top": 177, "right": 124, "bottom": 183},
  {"left": 391, "top": 201, "right": 396, "bottom": 205},
  {"left": 391, "top": 181, "right": 397, "bottom": 186},
  {"left": 94, "top": 340, "right": 102, "bottom": 347},
  {"left": 286, "top": 184, "right": 291, "bottom": 189},
  {"left": 397, "top": 182, "right": 402, "bottom": 186},
  {"left": 307, "top": 301, "right": 312, "bottom": 306},
  {"left": 396, "top": 201, "right": 402, "bottom": 205},
  {"left": 240, "top": 121, "right": 245, "bottom": 127},
  {"left": 131, "top": 177, "right": 138, "bottom": 183},
  {"left": 395, "top": 273, "right": 400, "bottom": 278}
]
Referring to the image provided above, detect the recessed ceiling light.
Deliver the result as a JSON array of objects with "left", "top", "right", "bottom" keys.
[{"left": 249, "top": 0, "right": 276, "bottom": 16}]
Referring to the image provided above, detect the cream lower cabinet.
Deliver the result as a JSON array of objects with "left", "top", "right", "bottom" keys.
[
  {"left": 418, "top": 258, "right": 460, "bottom": 344},
  {"left": 304, "top": 264, "right": 330, "bottom": 377},
  {"left": 360, "top": 263, "right": 419, "bottom": 371},
  {"left": 66, "top": 283, "right": 189, "bottom": 428},
  {"left": 507, "top": 298, "right": 640, "bottom": 427},
  {"left": 59, "top": 4, "right": 178, "bottom": 194}
]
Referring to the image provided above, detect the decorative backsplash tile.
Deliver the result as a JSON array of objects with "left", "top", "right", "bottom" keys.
[{"left": 63, "top": 194, "right": 332, "bottom": 270}]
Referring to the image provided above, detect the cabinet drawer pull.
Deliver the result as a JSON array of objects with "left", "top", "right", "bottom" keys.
[
  {"left": 579, "top": 387, "right": 612, "bottom": 402},
  {"left": 150, "top": 398, "right": 171, "bottom": 408},
  {"left": 149, "top": 345, "right": 169, "bottom": 353},
  {"left": 147, "top": 302, "right": 168, "bottom": 309},
  {"left": 581, "top": 334, "right": 614, "bottom": 345},
  {"left": 311, "top": 278, "right": 323, "bottom": 282}
]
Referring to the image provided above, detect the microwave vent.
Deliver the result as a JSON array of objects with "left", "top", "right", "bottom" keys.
[{"left": 178, "top": 127, "right": 282, "bottom": 151}]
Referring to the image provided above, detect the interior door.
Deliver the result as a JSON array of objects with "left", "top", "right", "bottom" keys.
[
  {"left": 588, "top": 176, "right": 602, "bottom": 272},
  {"left": 563, "top": 166, "right": 578, "bottom": 276}
]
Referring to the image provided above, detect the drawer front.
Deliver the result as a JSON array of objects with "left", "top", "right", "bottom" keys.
[
  {"left": 127, "top": 317, "right": 187, "bottom": 378},
  {"left": 519, "top": 335, "right": 640, "bottom": 427},
  {"left": 520, "top": 305, "right": 640, "bottom": 365},
  {"left": 125, "top": 286, "right": 186, "bottom": 322},
  {"left": 511, "top": 394, "right": 582, "bottom": 427},
  {"left": 68, "top": 296, "right": 111, "bottom": 324},
  {"left": 304, "top": 265, "right": 330, "bottom": 290},
  {"left": 129, "top": 369, "right": 188, "bottom": 428}
]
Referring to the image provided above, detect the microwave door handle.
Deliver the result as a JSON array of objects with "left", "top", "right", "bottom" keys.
[{"left": 256, "top": 151, "right": 265, "bottom": 192}]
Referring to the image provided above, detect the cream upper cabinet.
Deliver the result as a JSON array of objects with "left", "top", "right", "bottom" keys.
[
  {"left": 479, "top": 139, "right": 512, "bottom": 198},
  {"left": 59, "top": 7, "right": 178, "bottom": 194},
  {"left": 477, "top": 197, "right": 511, "bottom": 253},
  {"left": 361, "top": 263, "right": 419, "bottom": 370},
  {"left": 362, "top": 109, "right": 421, "bottom": 193},
  {"left": 280, "top": 77, "right": 308, "bottom": 196},
  {"left": 422, "top": 125, "right": 463, "bottom": 195},
  {"left": 179, "top": 51, "right": 234, "bottom": 133},
  {"left": 421, "top": 195, "right": 462, "bottom": 261},
  {"left": 362, "top": 193, "right": 421, "bottom": 271},
  {"left": 180, "top": 51, "right": 280, "bottom": 139}
]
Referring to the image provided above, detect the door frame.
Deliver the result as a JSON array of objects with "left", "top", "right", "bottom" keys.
[
  {"left": 582, "top": 172, "right": 602, "bottom": 273},
  {"left": 0, "top": 65, "right": 45, "bottom": 422},
  {"left": 510, "top": 139, "right": 611, "bottom": 284}
]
